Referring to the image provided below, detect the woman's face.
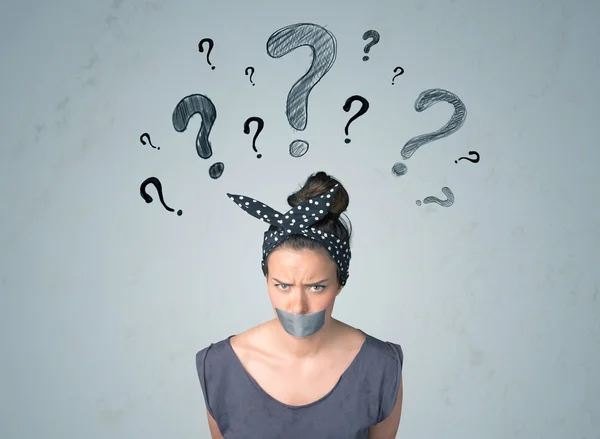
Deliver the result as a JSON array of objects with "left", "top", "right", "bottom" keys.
[{"left": 266, "top": 247, "right": 342, "bottom": 319}]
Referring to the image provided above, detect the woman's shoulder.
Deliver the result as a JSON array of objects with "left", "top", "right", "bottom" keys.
[
  {"left": 331, "top": 321, "right": 403, "bottom": 370},
  {"left": 229, "top": 321, "right": 268, "bottom": 347},
  {"left": 196, "top": 321, "right": 268, "bottom": 363},
  {"left": 196, "top": 335, "right": 230, "bottom": 356},
  {"left": 361, "top": 330, "right": 404, "bottom": 368},
  {"left": 195, "top": 333, "right": 238, "bottom": 372},
  {"left": 358, "top": 330, "right": 404, "bottom": 424}
]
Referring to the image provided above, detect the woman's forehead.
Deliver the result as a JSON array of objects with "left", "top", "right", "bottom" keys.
[
  {"left": 268, "top": 248, "right": 335, "bottom": 271},
  {"left": 270, "top": 247, "right": 330, "bottom": 261}
]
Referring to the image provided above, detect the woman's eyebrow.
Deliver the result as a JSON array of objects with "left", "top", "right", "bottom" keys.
[{"left": 272, "top": 277, "right": 329, "bottom": 286}]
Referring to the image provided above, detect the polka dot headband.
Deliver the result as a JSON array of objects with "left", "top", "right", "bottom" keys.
[{"left": 226, "top": 184, "right": 351, "bottom": 286}]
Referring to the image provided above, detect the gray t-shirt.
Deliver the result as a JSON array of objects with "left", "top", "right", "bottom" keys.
[{"left": 195, "top": 331, "right": 403, "bottom": 439}]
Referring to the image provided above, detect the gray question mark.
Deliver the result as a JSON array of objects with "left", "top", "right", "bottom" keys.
[
  {"left": 392, "top": 88, "right": 467, "bottom": 177},
  {"left": 362, "top": 30, "right": 380, "bottom": 61},
  {"left": 289, "top": 139, "right": 310, "bottom": 158},
  {"left": 172, "top": 94, "right": 224, "bottom": 179},
  {"left": 416, "top": 187, "right": 454, "bottom": 207},
  {"left": 267, "top": 22, "right": 337, "bottom": 152}
]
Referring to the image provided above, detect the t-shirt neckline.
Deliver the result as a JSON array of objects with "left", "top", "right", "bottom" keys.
[{"left": 225, "top": 330, "right": 369, "bottom": 410}]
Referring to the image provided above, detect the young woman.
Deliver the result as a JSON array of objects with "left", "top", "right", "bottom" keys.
[{"left": 196, "top": 172, "right": 404, "bottom": 438}]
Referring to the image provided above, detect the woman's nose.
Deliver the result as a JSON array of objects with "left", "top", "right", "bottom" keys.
[{"left": 288, "top": 291, "right": 309, "bottom": 314}]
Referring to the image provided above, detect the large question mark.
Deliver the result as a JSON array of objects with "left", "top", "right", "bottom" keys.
[
  {"left": 198, "top": 38, "right": 215, "bottom": 70},
  {"left": 416, "top": 187, "right": 454, "bottom": 207},
  {"left": 455, "top": 150, "right": 480, "bottom": 164},
  {"left": 362, "top": 30, "right": 380, "bottom": 61},
  {"left": 172, "top": 94, "right": 224, "bottom": 179},
  {"left": 140, "top": 177, "right": 182, "bottom": 216},
  {"left": 245, "top": 66, "right": 255, "bottom": 86},
  {"left": 243, "top": 116, "right": 264, "bottom": 158},
  {"left": 266, "top": 23, "right": 337, "bottom": 152},
  {"left": 140, "top": 132, "right": 159, "bottom": 149},
  {"left": 392, "top": 88, "right": 467, "bottom": 177},
  {"left": 342, "top": 95, "right": 370, "bottom": 144},
  {"left": 391, "top": 66, "right": 404, "bottom": 85}
]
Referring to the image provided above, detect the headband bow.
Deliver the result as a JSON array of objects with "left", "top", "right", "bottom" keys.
[{"left": 227, "top": 184, "right": 351, "bottom": 285}]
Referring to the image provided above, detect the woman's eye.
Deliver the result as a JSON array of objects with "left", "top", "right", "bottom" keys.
[{"left": 276, "top": 284, "right": 325, "bottom": 292}]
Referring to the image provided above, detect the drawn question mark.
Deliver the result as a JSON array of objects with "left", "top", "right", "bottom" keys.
[
  {"left": 172, "top": 94, "right": 224, "bottom": 179},
  {"left": 245, "top": 66, "right": 255, "bottom": 86},
  {"left": 342, "top": 95, "right": 370, "bottom": 144},
  {"left": 140, "top": 177, "right": 182, "bottom": 216},
  {"left": 391, "top": 66, "right": 404, "bottom": 85},
  {"left": 198, "top": 38, "right": 215, "bottom": 70},
  {"left": 139, "top": 132, "right": 159, "bottom": 149},
  {"left": 266, "top": 22, "right": 337, "bottom": 153},
  {"left": 416, "top": 187, "right": 454, "bottom": 207},
  {"left": 392, "top": 88, "right": 467, "bottom": 177},
  {"left": 362, "top": 30, "right": 380, "bottom": 61},
  {"left": 455, "top": 151, "right": 480, "bottom": 164},
  {"left": 289, "top": 139, "right": 309, "bottom": 158},
  {"left": 243, "top": 116, "right": 264, "bottom": 158}
]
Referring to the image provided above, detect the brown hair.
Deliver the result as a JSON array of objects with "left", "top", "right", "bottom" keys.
[{"left": 262, "top": 171, "right": 352, "bottom": 285}]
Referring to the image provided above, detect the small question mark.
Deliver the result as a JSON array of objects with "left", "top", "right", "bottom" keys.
[
  {"left": 198, "top": 38, "right": 215, "bottom": 70},
  {"left": 391, "top": 66, "right": 404, "bottom": 85},
  {"left": 245, "top": 66, "right": 255, "bottom": 86},
  {"left": 267, "top": 23, "right": 337, "bottom": 151},
  {"left": 342, "top": 95, "right": 370, "bottom": 144},
  {"left": 140, "top": 177, "right": 182, "bottom": 216},
  {"left": 172, "top": 94, "right": 224, "bottom": 179},
  {"left": 392, "top": 88, "right": 467, "bottom": 177},
  {"left": 416, "top": 187, "right": 454, "bottom": 208},
  {"left": 243, "top": 116, "right": 264, "bottom": 158},
  {"left": 140, "top": 132, "right": 159, "bottom": 149},
  {"left": 362, "top": 30, "right": 380, "bottom": 61},
  {"left": 455, "top": 151, "right": 480, "bottom": 164}
]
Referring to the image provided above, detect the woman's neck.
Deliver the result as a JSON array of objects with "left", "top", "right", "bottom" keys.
[{"left": 267, "top": 317, "right": 341, "bottom": 360}]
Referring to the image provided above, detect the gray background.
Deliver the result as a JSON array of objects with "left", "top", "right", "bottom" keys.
[{"left": 1, "top": 0, "right": 598, "bottom": 438}]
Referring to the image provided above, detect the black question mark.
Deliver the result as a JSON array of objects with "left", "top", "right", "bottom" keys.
[
  {"left": 140, "top": 177, "right": 182, "bottom": 216},
  {"left": 391, "top": 66, "right": 404, "bottom": 85},
  {"left": 392, "top": 88, "right": 467, "bottom": 177},
  {"left": 245, "top": 66, "right": 255, "bottom": 86},
  {"left": 342, "top": 95, "right": 370, "bottom": 144},
  {"left": 172, "top": 94, "right": 224, "bottom": 179},
  {"left": 139, "top": 132, "right": 159, "bottom": 149},
  {"left": 455, "top": 151, "right": 480, "bottom": 164},
  {"left": 198, "top": 38, "right": 215, "bottom": 70},
  {"left": 243, "top": 117, "right": 265, "bottom": 158},
  {"left": 362, "top": 30, "right": 380, "bottom": 61}
]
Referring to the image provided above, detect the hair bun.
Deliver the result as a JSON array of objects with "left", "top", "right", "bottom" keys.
[{"left": 287, "top": 171, "right": 349, "bottom": 220}]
